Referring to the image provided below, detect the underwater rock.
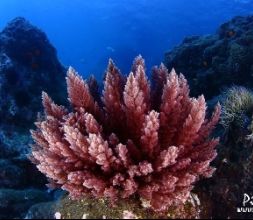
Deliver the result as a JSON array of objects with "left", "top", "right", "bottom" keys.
[
  {"left": 195, "top": 135, "right": 253, "bottom": 219},
  {"left": 0, "top": 17, "right": 66, "bottom": 219},
  {"left": 0, "top": 159, "right": 25, "bottom": 188},
  {"left": 0, "top": 17, "right": 66, "bottom": 130},
  {"left": 0, "top": 128, "right": 31, "bottom": 159},
  {"left": 54, "top": 194, "right": 201, "bottom": 219},
  {"left": 0, "top": 17, "right": 63, "bottom": 73},
  {"left": 165, "top": 19, "right": 253, "bottom": 218},
  {"left": 190, "top": 86, "right": 253, "bottom": 219},
  {"left": 0, "top": 16, "right": 66, "bottom": 189},
  {"left": 25, "top": 201, "right": 56, "bottom": 219},
  {"left": 0, "top": 120, "right": 47, "bottom": 190},
  {"left": 0, "top": 157, "right": 48, "bottom": 189},
  {"left": 164, "top": 15, "right": 253, "bottom": 99},
  {"left": 0, "top": 188, "right": 52, "bottom": 219}
]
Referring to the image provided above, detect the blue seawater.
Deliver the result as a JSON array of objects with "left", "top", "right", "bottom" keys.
[{"left": 0, "top": 0, "right": 253, "bottom": 80}]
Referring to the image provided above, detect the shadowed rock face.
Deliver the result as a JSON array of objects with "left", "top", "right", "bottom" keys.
[
  {"left": 0, "top": 189, "right": 52, "bottom": 219},
  {"left": 164, "top": 17, "right": 253, "bottom": 218},
  {"left": 164, "top": 15, "right": 253, "bottom": 100},
  {"left": 0, "top": 17, "right": 66, "bottom": 219},
  {"left": 0, "top": 17, "right": 66, "bottom": 130},
  {"left": 0, "top": 17, "right": 62, "bottom": 73}
]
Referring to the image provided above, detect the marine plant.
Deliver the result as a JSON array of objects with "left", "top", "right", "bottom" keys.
[
  {"left": 30, "top": 56, "right": 220, "bottom": 212},
  {"left": 220, "top": 86, "right": 253, "bottom": 130}
]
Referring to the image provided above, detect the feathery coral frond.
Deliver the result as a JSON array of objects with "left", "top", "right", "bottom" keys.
[
  {"left": 67, "top": 67, "right": 101, "bottom": 119},
  {"left": 131, "top": 54, "right": 145, "bottom": 74},
  {"left": 42, "top": 92, "right": 68, "bottom": 119},
  {"left": 151, "top": 63, "right": 168, "bottom": 109},
  {"left": 176, "top": 95, "right": 206, "bottom": 146},
  {"left": 123, "top": 72, "right": 147, "bottom": 141},
  {"left": 30, "top": 56, "right": 220, "bottom": 212},
  {"left": 67, "top": 67, "right": 94, "bottom": 110},
  {"left": 102, "top": 59, "right": 125, "bottom": 132},
  {"left": 140, "top": 110, "right": 160, "bottom": 158}
]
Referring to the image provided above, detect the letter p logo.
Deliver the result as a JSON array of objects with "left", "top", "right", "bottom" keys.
[{"left": 243, "top": 193, "right": 250, "bottom": 206}]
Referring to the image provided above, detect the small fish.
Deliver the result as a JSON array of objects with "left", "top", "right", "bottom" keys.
[
  {"left": 227, "top": 30, "right": 235, "bottom": 37},
  {"left": 222, "top": 158, "right": 228, "bottom": 164},
  {"left": 106, "top": 46, "right": 115, "bottom": 52}
]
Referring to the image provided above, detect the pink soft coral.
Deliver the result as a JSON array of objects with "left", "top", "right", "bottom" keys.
[{"left": 30, "top": 56, "right": 220, "bottom": 212}]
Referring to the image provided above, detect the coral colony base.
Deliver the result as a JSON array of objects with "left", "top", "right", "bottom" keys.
[{"left": 30, "top": 56, "right": 220, "bottom": 212}]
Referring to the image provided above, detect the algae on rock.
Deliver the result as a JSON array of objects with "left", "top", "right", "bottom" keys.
[{"left": 54, "top": 194, "right": 201, "bottom": 219}]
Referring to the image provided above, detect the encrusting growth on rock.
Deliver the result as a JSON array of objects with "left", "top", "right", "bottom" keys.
[{"left": 30, "top": 55, "right": 221, "bottom": 212}]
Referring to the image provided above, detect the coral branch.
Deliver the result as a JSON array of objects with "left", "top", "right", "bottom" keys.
[
  {"left": 102, "top": 59, "right": 125, "bottom": 132},
  {"left": 140, "top": 110, "right": 160, "bottom": 158}
]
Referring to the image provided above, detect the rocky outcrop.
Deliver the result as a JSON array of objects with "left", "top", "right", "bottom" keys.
[
  {"left": 0, "top": 17, "right": 66, "bottom": 130},
  {"left": 52, "top": 195, "right": 201, "bottom": 219},
  {"left": 0, "top": 17, "right": 66, "bottom": 219},
  {"left": 164, "top": 15, "right": 253, "bottom": 219},
  {"left": 164, "top": 15, "right": 253, "bottom": 100},
  {"left": 0, "top": 189, "right": 52, "bottom": 219}
]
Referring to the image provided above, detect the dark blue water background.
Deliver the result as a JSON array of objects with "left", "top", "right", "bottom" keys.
[{"left": 1, "top": 0, "right": 253, "bottom": 80}]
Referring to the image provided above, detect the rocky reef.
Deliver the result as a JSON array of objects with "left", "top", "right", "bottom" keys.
[
  {"left": 53, "top": 193, "right": 201, "bottom": 219},
  {"left": 0, "top": 17, "right": 66, "bottom": 130},
  {"left": 164, "top": 15, "right": 253, "bottom": 219},
  {"left": 0, "top": 17, "right": 66, "bottom": 219},
  {"left": 193, "top": 86, "right": 253, "bottom": 219},
  {"left": 164, "top": 15, "right": 253, "bottom": 100}
]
